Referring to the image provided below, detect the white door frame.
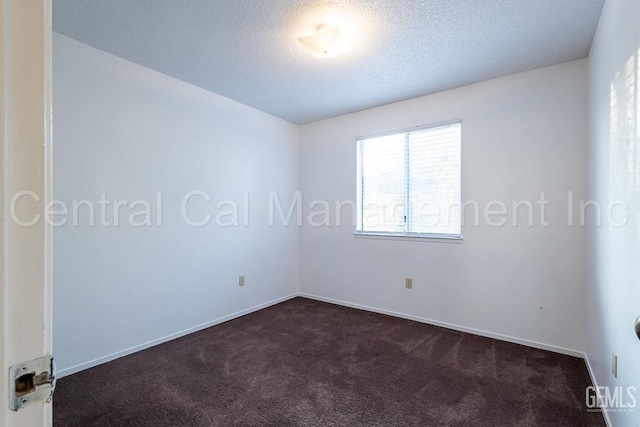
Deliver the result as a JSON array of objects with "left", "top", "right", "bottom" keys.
[{"left": 1, "top": 0, "right": 53, "bottom": 426}]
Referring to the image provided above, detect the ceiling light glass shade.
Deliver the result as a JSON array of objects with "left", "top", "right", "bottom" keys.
[{"left": 298, "top": 25, "right": 352, "bottom": 59}]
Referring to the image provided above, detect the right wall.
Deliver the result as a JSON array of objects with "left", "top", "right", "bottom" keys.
[{"left": 588, "top": 0, "right": 640, "bottom": 425}]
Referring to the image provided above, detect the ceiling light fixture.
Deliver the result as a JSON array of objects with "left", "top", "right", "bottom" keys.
[{"left": 297, "top": 24, "right": 352, "bottom": 59}]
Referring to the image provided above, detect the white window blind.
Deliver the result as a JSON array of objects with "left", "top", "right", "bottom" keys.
[{"left": 356, "top": 121, "right": 461, "bottom": 238}]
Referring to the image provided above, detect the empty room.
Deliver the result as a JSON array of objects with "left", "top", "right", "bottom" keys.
[{"left": 1, "top": 0, "right": 639, "bottom": 426}]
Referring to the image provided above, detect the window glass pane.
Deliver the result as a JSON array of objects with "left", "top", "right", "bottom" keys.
[
  {"left": 356, "top": 122, "right": 461, "bottom": 237},
  {"left": 408, "top": 124, "right": 461, "bottom": 235},
  {"left": 359, "top": 133, "right": 406, "bottom": 233}
]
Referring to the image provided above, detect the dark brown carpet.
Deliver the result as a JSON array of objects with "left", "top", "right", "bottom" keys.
[{"left": 54, "top": 297, "right": 604, "bottom": 426}]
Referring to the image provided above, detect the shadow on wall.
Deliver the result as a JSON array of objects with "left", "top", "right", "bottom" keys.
[
  {"left": 593, "top": 41, "right": 640, "bottom": 419},
  {"left": 604, "top": 44, "right": 640, "bottom": 342},
  {"left": 609, "top": 47, "right": 640, "bottom": 206}
]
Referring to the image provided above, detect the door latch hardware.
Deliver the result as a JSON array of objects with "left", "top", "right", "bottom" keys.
[{"left": 9, "top": 355, "right": 56, "bottom": 411}]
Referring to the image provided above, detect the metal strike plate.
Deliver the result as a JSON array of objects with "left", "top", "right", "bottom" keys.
[{"left": 9, "top": 355, "right": 56, "bottom": 411}]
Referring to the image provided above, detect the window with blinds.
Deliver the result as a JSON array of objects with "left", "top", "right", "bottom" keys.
[{"left": 356, "top": 121, "right": 461, "bottom": 238}]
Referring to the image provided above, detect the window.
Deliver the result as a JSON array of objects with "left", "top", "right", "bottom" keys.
[{"left": 356, "top": 121, "right": 461, "bottom": 239}]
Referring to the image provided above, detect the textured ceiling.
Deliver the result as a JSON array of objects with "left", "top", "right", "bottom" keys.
[{"left": 53, "top": 0, "right": 605, "bottom": 124}]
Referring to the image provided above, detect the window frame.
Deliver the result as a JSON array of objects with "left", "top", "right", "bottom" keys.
[{"left": 354, "top": 119, "right": 463, "bottom": 242}]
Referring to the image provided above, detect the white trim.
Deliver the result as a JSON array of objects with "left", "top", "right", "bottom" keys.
[
  {"left": 356, "top": 118, "right": 462, "bottom": 141},
  {"left": 354, "top": 231, "right": 463, "bottom": 243},
  {"left": 1, "top": 0, "right": 52, "bottom": 425},
  {"left": 59, "top": 290, "right": 608, "bottom": 425},
  {"left": 57, "top": 293, "right": 298, "bottom": 378},
  {"left": 58, "top": 290, "right": 588, "bottom": 371},
  {"left": 583, "top": 353, "right": 613, "bottom": 427},
  {"left": 299, "top": 293, "right": 584, "bottom": 358},
  {"left": 0, "top": 0, "right": 8, "bottom": 422},
  {"left": 43, "top": 0, "right": 54, "bottom": 368}
]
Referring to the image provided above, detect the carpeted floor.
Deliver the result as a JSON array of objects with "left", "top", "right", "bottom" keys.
[{"left": 54, "top": 297, "right": 604, "bottom": 426}]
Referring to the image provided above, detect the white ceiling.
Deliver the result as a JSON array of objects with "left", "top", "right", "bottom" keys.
[{"left": 53, "top": 0, "right": 605, "bottom": 125}]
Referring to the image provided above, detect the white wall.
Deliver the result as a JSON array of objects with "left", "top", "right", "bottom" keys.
[
  {"left": 53, "top": 33, "right": 299, "bottom": 375},
  {"left": 587, "top": 0, "right": 640, "bottom": 425},
  {"left": 300, "top": 59, "right": 589, "bottom": 355}
]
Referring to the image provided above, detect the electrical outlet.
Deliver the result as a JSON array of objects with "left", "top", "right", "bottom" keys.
[
  {"left": 612, "top": 353, "right": 618, "bottom": 378},
  {"left": 239, "top": 275, "right": 245, "bottom": 287},
  {"left": 405, "top": 277, "right": 413, "bottom": 289}
]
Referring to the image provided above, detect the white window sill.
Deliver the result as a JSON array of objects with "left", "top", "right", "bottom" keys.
[{"left": 354, "top": 232, "right": 463, "bottom": 243}]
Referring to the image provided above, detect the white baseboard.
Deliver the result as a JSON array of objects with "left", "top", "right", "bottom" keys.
[
  {"left": 57, "top": 293, "right": 298, "bottom": 378},
  {"left": 58, "top": 291, "right": 607, "bottom": 424},
  {"left": 299, "top": 293, "right": 584, "bottom": 358},
  {"left": 302, "top": 294, "right": 610, "bottom": 423},
  {"left": 583, "top": 353, "right": 613, "bottom": 427},
  {"left": 58, "top": 291, "right": 586, "bottom": 379}
]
